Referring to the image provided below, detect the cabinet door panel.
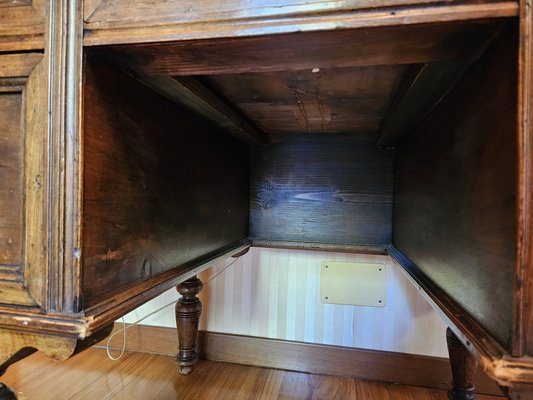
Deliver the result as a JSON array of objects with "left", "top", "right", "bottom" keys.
[
  {"left": 0, "top": 53, "right": 47, "bottom": 307},
  {"left": 0, "top": 0, "right": 45, "bottom": 51}
]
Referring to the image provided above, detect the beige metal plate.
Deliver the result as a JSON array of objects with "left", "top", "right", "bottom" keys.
[{"left": 321, "top": 261, "right": 386, "bottom": 307}]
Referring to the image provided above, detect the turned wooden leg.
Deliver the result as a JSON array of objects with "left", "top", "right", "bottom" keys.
[
  {"left": 0, "top": 384, "right": 16, "bottom": 400},
  {"left": 175, "top": 276, "right": 203, "bottom": 375},
  {"left": 500, "top": 386, "right": 533, "bottom": 400},
  {"left": 446, "top": 328, "right": 477, "bottom": 400}
]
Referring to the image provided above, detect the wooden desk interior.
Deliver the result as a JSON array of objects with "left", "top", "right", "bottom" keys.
[{"left": 0, "top": 1, "right": 531, "bottom": 399}]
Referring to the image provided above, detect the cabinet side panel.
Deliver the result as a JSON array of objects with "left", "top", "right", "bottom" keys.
[
  {"left": 0, "top": 93, "right": 23, "bottom": 267},
  {"left": 251, "top": 139, "right": 393, "bottom": 246},
  {"left": 82, "top": 55, "right": 250, "bottom": 307},
  {"left": 393, "top": 28, "right": 517, "bottom": 349}
]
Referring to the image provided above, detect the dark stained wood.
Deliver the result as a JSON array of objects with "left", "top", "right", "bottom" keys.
[
  {"left": 377, "top": 23, "right": 501, "bottom": 146},
  {"left": 0, "top": 383, "right": 16, "bottom": 400},
  {"left": 502, "top": 386, "right": 533, "bottom": 400},
  {"left": 202, "top": 65, "right": 406, "bottom": 139},
  {"left": 250, "top": 137, "right": 393, "bottom": 246},
  {"left": 447, "top": 328, "right": 478, "bottom": 400},
  {"left": 252, "top": 240, "right": 387, "bottom": 255},
  {"left": 100, "top": 20, "right": 506, "bottom": 76},
  {"left": 82, "top": 54, "right": 250, "bottom": 307},
  {"left": 175, "top": 276, "right": 203, "bottom": 375},
  {"left": 82, "top": 239, "right": 251, "bottom": 338},
  {"left": 142, "top": 75, "right": 266, "bottom": 145},
  {"left": 386, "top": 245, "right": 533, "bottom": 394},
  {"left": 82, "top": 0, "right": 518, "bottom": 47},
  {"left": 517, "top": 0, "right": 533, "bottom": 358},
  {"left": 393, "top": 26, "right": 518, "bottom": 350}
]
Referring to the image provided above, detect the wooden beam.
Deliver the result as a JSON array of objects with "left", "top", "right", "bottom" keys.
[
  {"left": 139, "top": 75, "right": 267, "bottom": 145},
  {"left": 377, "top": 25, "right": 505, "bottom": 146}
]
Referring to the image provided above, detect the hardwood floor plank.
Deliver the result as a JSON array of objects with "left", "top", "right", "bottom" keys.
[{"left": 1, "top": 348, "right": 505, "bottom": 399}]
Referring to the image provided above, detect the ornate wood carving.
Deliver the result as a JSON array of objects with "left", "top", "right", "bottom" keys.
[{"left": 175, "top": 276, "right": 203, "bottom": 375}]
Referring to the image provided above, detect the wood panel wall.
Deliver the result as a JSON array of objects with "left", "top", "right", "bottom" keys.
[
  {"left": 82, "top": 55, "right": 250, "bottom": 307},
  {"left": 250, "top": 138, "right": 393, "bottom": 248},
  {"left": 393, "top": 27, "right": 518, "bottom": 350}
]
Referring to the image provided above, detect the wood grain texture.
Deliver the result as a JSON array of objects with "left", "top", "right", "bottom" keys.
[
  {"left": 517, "top": 0, "right": 533, "bottom": 358},
  {"left": 199, "top": 331, "right": 503, "bottom": 396},
  {"left": 377, "top": 21, "right": 502, "bottom": 147},
  {"left": 0, "top": 52, "right": 46, "bottom": 308},
  {"left": 82, "top": 1, "right": 518, "bottom": 47},
  {"left": 0, "top": 329, "right": 76, "bottom": 367},
  {"left": 82, "top": 55, "right": 250, "bottom": 307},
  {"left": 100, "top": 20, "right": 504, "bottom": 76},
  {"left": 46, "top": 0, "right": 86, "bottom": 315},
  {"left": 388, "top": 245, "right": 533, "bottom": 392},
  {"left": 149, "top": 75, "right": 266, "bottom": 145},
  {"left": 0, "top": 0, "right": 45, "bottom": 51},
  {"left": 98, "top": 324, "right": 502, "bottom": 395},
  {"left": 83, "top": 0, "right": 455, "bottom": 26},
  {"left": 202, "top": 65, "right": 406, "bottom": 138},
  {"left": 393, "top": 27, "right": 518, "bottom": 350},
  {"left": 250, "top": 138, "right": 392, "bottom": 246},
  {"left": 0, "top": 93, "right": 23, "bottom": 267},
  {"left": 0, "top": 348, "right": 505, "bottom": 400}
]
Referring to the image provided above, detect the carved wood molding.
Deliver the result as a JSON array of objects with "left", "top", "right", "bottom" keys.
[
  {"left": 0, "top": 53, "right": 46, "bottom": 308},
  {"left": 46, "top": 0, "right": 84, "bottom": 314},
  {"left": 83, "top": 1, "right": 519, "bottom": 46},
  {"left": 0, "top": 0, "right": 46, "bottom": 51}
]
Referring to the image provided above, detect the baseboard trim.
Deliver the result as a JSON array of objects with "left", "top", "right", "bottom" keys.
[{"left": 97, "top": 324, "right": 503, "bottom": 396}]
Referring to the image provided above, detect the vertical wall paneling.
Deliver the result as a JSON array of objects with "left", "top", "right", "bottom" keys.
[{"left": 123, "top": 248, "right": 448, "bottom": 357}]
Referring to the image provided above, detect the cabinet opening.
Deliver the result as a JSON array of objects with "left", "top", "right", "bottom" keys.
[{"left": 82, "top": 17, "right": 518, "bottom": 351}]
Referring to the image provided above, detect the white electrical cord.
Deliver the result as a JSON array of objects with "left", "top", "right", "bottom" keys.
[{"left": 105, "top": 256, "right": 241, "bottom": 361}]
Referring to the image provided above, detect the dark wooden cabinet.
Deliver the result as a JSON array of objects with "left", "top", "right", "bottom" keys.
[{"left": 0, "top": 1, "right": 532, "bottom": 399}]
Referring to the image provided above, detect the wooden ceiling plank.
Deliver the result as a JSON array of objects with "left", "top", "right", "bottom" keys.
[{"left": 102, "top": 20, "right": 505, "bottom": 77}]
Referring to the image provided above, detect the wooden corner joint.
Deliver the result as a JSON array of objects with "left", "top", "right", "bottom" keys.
[{"left": 481, "top": 355, "right": 533, "bottom": 388}]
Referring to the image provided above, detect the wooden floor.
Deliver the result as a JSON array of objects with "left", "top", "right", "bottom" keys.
[{"left": 1, "top": 348, "right": 504, "bottom": 400}]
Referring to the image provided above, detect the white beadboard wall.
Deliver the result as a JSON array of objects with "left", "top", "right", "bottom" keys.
[{"left": 122, "top": 247, "right": 449, "bottom": 358}]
